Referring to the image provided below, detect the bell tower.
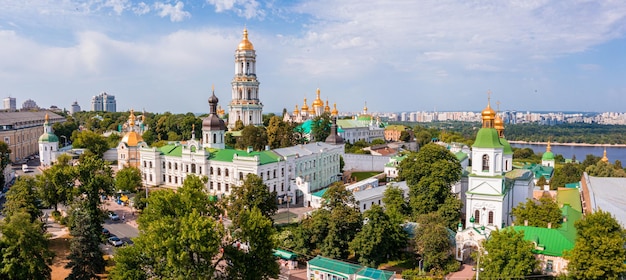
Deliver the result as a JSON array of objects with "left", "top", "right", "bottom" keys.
[{"left": 228, "top": 28, "right": 263, "bottom": 129}]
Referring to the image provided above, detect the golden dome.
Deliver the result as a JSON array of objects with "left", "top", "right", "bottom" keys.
[
  {"left": 363, "top": 102, "right": 368, "bottom": 114},
  {"left": 237, "top": 28, "right": 255, "bottom": 51},
  {"left": 324, "top": 100, "right": 331, "bottom": 113},
  {"left": 301, "top": 98, "right": 309, "bottom": 111},
  {"left": 308, "top": 104, "right": 315, "bottom": 114},
  {"left": 331, "top": 103, "right": 338, "bottom": 116},
  {"left": 602, "top": 147, "right": 609, "bottom": 162},
  {"left": 494, "top": 114, "right": 504, "bottom": 130},
  {"left": 121, "top": 131, "right": 143, "bottom": 147},
  {"left": 313, "top": 88, "right": 324, "bottom": 107},
  {"left": 293, "top": 105, "right": 300, "bottom": 115}
]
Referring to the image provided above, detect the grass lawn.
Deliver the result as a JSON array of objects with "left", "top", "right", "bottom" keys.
[{"left": 350, "top": 171, "right": 382, "bottom": 181}]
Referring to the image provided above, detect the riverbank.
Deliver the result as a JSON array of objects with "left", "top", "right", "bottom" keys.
[{"left": 507, "top": 141, "right": 626, "bottom": 148}]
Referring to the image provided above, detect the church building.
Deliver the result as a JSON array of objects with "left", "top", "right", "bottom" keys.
[{"left": 38, "top": 113, "right": 59, "bottom": 167}]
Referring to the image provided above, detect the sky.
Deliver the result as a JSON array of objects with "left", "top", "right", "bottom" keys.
[{"left": 1, "top": 0, "right": 626, "bottom": 114}]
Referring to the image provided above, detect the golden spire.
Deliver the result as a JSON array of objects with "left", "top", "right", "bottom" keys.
[
  {"left": 313, "top": 88, "right": 324, "bottom": 107},
  {"left": 363, "top": 102, "right": 368, "bottom": 114},
  {"left": 129, "top": 109, "right": 136, "bottom": 127},
  {"left": 602, "top": 147, "right": 609, "bottom": 162},
  {"left": 237, "top": 27, "right": 255, "bottom": 51},
  {"left": 293, "top": 104, "right": 300, "bottom": 115},
  {"left": 546, "top": 140, "right": 552, "bottom": 152},
  {"left": 301, "top": 98, "right": 309, "bottom": 112},
  {"left": 494, "top": 101, "right": 504, "bottom": 137},
  {"left": 44, "top": 113, "right": 49, "bottom": 123},
  {"left": 324, "top": 99, "right": 331, "bottom": 113},
  {"left": 331, "top": 103, "right": 338, "bottom": 116}
]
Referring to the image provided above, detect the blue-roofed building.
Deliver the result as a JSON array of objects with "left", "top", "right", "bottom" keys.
[{"left": 307, "top": 256, "right": 395, "bottom": 280}]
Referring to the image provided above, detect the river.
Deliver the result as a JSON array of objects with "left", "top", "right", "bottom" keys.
[{"left": 510, "top": 143, "right": 626, "bottom": 164}]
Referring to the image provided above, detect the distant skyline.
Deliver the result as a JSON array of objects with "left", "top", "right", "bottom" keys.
[{"left": 1, "top": 1, "right": 625, "bottom": 114}]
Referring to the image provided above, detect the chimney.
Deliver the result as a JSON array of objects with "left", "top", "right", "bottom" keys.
[
  {"left": 547, "top": 222, "right": 552, "bottom": 229},
  {"left": 524, "top": 220, "right": 528, "bottom": 226}
]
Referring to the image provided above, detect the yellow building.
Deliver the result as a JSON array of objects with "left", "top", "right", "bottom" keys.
[{"left": 0, "top": 111, "right": 64, "bottom": 162}]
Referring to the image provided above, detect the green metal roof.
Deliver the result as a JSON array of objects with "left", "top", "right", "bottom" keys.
[
  {"left": 312, "top": 188, "right": 328, "bottom": 198},
  {"left": 209, "top": 148, "right": 281, "bottom": 165},
  {"left": 384, "top": 125, "right": 406, "bottom": 131},
  {"left": 522, "top": 163, "right": 554, "bottom": 180},
  {"left": 273, "top": 249, "right": 297, "bottom": 260},
  {"left": 500, "top": 138, "right": 513, "bottom": 155},
  {"left": 308, "top": 256, "right": 362, "bottom": 275},
  {"left": 455, "top": 151, "right": 468, "bottom": 161},
  {"left": 356, "top": 267, "right": 394, "bottom": 280},
  {"left": 564, "top": 182, "right": 580, "bottom": 189},
  {"left": 158, "top": 144, "right": 183, "bottom": 157},
  {"left": 557, "top": 188, "right": 583, "bottom": 213},
  {"left": 512, "top": 205, "right": 582, "bottom": 257},
  {"left": 473, "top": 128, "right": 504, "bottom": 149}
]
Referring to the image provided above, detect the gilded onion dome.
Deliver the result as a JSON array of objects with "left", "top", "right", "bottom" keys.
[
  {"left": 324, "top": 100, "right": 331, "bottom": 113},
  {"left": 121, "top": 109, "right": 143, "bottom": 146},
  {"left": 293, "top": 105, "right": 300, "bottom": 115},
  {"left": 237, "top": 28, "right": 255, "bottom": 51},
  {"left": 308, "top": 104, "right": 315, "bottom": 114},
  {"left": 301, "top": 98, "right": 309, "bottom": 112},
  {"left": 313, "top": 88, "right": 324, "bottom": 107},
  {"left": 331, "top": 103, "right": 338, "bottom": 116},
  {"left": 481, "top": 99, "right": 496, "bottom": 128},
  {"left": 363, "top": 102, "right": 368, "bottom": 114}
]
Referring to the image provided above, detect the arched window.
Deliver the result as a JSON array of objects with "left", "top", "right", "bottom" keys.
[
  {"left": 213, "top": 134, "right": 216, "bottom": 143},
  {"left": 474, "top": 210, "right": 480, "bottom": 224},
  {"left": 217, "top": 168, "right": 221, "bottom": 176},
  {"left": 225, "top": 169, "right": 229, "bottom": 177},
  {"left": 239, "top": 172, "right": 244, "bottom": 180},
  {"left": 488, "top": 211, "right": 494, "bottom": 225},
  {"left": 168, "top": 162, "right": 172, "bottom": 170},
  {"left": 210, "top": 167, "right": 214, "bottom": 175},
  {"left": 482, "top": 154, "right": 489, "bottom": 171}
]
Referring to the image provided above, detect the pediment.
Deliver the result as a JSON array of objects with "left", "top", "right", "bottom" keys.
[{"left": 468, "top": 181, "right": 502, "bottom": 195}]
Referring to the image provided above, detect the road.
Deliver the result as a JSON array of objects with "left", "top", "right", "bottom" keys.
[{"left": 103, "top": 219, "right": 139, "bottom": 243}]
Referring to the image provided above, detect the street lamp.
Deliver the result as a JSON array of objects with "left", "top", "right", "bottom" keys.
[{"left": 284, "top": 192, "right": 292, "bottom": 224}]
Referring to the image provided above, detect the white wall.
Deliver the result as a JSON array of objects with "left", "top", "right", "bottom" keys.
[{"left": 343, "top": 154, "right": 390, "bottom": 171}]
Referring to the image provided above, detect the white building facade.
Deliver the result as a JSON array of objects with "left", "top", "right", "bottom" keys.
[{"left": 228, "top": 28, "right": 263, "bottom": 129}]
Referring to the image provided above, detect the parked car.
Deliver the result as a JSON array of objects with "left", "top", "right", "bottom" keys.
[
  {"left": 108, "top": 212, "right": 119, "bottom": 221},
  {"left": 108, "top": 236, "right": 123, "bottom": 247},
  {"left": 102, "top": 228, "right": 110, "bottom": 236}
]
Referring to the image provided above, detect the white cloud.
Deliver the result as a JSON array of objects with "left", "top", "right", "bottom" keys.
[
  {"left": 154, "top": 1, "right": 191, "bottom": 22},
  {"left": 102, "top": 0, "right": 130, "bottom": 15},
  {"left": 206, "top": 0, "right": 265, "bottom": 19},
  {"left": 133, "top": 2, "right": 151, "bottom": 15}
]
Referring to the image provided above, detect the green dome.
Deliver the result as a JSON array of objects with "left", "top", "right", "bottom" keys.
[
  {"left": 542, "top": 151, "right": 555, "bottom": 160},
  {"left": 473, "top": 128, "right": 503, "bottom": 149},
  {"left": 39, "top": 132, "right": 59, "bottom": 143}
]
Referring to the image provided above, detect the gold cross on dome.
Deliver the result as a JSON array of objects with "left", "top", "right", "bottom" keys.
[
  {"left": 212, "top": 84, "right": 215, "bottom": 92},
  {"left": 487, "top": 90, "right": 492, "bottom": 103}
]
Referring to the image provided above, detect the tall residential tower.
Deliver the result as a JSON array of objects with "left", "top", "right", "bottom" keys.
[{"left": 228, "top": 28, "right": 263, "bottom": 129}]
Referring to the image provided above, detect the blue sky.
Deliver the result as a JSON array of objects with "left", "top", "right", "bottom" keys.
[{"left": 1, "top": 0, "right": 625, "bottom": 114}]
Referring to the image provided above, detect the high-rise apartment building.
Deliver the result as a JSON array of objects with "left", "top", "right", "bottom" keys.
[
  {"left": 70, "top": 101, "right": 81, "bottom": 114},
  {"left": 3, "top": 97, "right": 16, "bottom": 111},
  {"left": 91, "top": 92, "right": 116, "bottom": 112}
]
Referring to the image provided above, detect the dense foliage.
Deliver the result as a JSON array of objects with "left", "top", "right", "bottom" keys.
[
  {"left": 480, "top": 228, "right": 538, "bottom": 279},
  {"left": 511, "top": 196, "right": 563, "bottom": 228}
]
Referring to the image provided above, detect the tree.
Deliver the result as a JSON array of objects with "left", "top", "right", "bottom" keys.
[
  {"left": 585, "top": 160, "right": 626, "bottom": 177},
  {"left": 2, "top": 177, "right": 42, "bottom": 222},
  {"left": 511, "top": 196, "right": 562, "bottom": 228},
  {"left": 382, "top": 184, "right": 408, "bottom": 224},
  {"left": 480, "top": 228, "right": 538, "bottom": 279},
  {"left": 233, "top": 119, "right": 245, "bottom": 131},
  {"left": 319, "top": 183, "right": 362, "bottom": 259},
  {"left": 35, "top": 154, "right": 76, "bottom": 212},
  {"left": 223, "top": 207, "right": 279, "bottom": 280},
  {"left": 111, "top": 175, "right": 223, "bottom": 279},
  {"left": 414, "top": 212, "right": 456, "bottom": 273},
  {"left": 566, "top": 210, "right": 626, "bottom": 279},
  {"left": 71, "top": 130, "right": 110, "bottom": 159},
  {"left": 228, "top": 174, "right": 277, "bottom": 227},
  {"left": 0, "top": 141, "right": 11, "bottom": 188},
  {"left": 550, "top": 163, "right": 583, "bottom": 189},
  {"left": 400, "top": 130, "right": 412, "bottom": 142},
  {"left": 349, "top": 204, "right": 408, "bottom": 267},
  {"left": 237, "top": 125, "right": 267, "bottom": 151},
  {"left": 0, "top": 210, "right": 54, "bottom": 279},
  {"left": 536, "top": 176, "right": 547, "bottom": 187},
  {"left": 311, "top": 112, "right": 331, "bottom": 142},
  {"left": 115, "top": 166, "right": 142, "bottom": 193},
  {"left": 65, "top": 202, "right": 106, "bottom": 280},
  {"left": 398, "top": 143, "right": 461, "bottom": 217}
]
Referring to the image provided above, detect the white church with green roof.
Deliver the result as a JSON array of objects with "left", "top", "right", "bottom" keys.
[{"left": 455, "top": 97, "right": 535, "bottom": 262}]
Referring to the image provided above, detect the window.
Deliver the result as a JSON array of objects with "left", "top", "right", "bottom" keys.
[
  {"left": 217, "top": 168, "right": 221, "bottom": 176},
  {"left": 174, "top": 163, "right": 178, "bottom": 170},
  {"left": 267, "top": 171, "right": 270, "bottom": 179},
  {"left": 225, "top": 169, "right": 229, "bottom": 177},
  {"left": 239, "top": 172, "right": 244, "bottom": 180},
  {"left": 210, "top": 182, "right": 213, "bottom": 190},
  {"left": 488, "top": 211, "right": 494, "bottom": 225},
  {"left": 546, "top": 260, "right": 553, "bottom": 272},
  {"left": 168, "top": 162, "right": 172, "bottom": 170},
  {"left": 143, "top": 161, "right": 147, "bottom": 167},
  {"left": 175, "top": 177, "right": 178, "bottom": 184},
  {"left": 163, "top": 175, "right": 166, "bottom": 181},
  {"left": 482, "top": 154, "right": 489, "bottom": 171},
  {"left": 149, "top": 174, "right": 152, "bottom": 181},
  {"left": 281, "top": 168, "right": 284, "bottom": 177},
  {"left": 210, "top": 167, "right": 214, "bottom": 175},
  {"left": 168, "top": 176, "right": 172, "bottom": 183},
  {"left": 474, "top": 210, "right": 480, "bottom": 224},
  {"left": 217, "top": 183, "right": 221, "bottom": 191},
  {"left": 149, "top": 162, "right": 152, "bottom": 168},
  {"left": 199, "top": 167, "right": 202, "bottom": 174},
  {"left": 281, "top": 183, "right": 284, "bottom": 192},
  {"left": 162, "top": 162, "right": 166, "bottom": 169},
  {"left": 225, "top": 184, "right": 229, "bottom": 192},
  {"left": 185, "top": 165, "right": 189, "bottom": 172},
  {"left": 191, "top": 164, "right": 196, "bottom": 173},
  {"left": 273, "top": 170, "right": 276, "bottom": 178},
  {"left": 213, "top": 134, "right": 216, "bottom": 143}
]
